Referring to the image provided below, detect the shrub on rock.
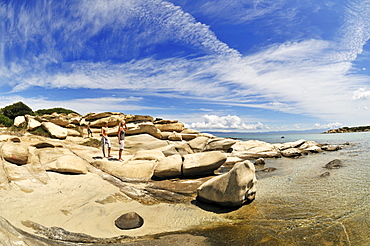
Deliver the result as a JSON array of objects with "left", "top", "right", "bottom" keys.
[{"left": 1, "top": 102, "right": 34, "bottom": 120}]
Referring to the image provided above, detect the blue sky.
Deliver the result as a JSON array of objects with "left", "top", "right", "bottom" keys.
[{"left": 1, "top": 0, "right": 370, "bottom": 132}]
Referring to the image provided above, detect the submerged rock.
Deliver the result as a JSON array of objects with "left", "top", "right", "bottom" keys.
[
  {"left": 324, "top": 159, "right": 343, "bottom": 169},
  {"left": 320, "top": 171, "right": 330, "bottom": 177},
  {"left": 254, "top": 158, "right": 265, "bottom": 165}
]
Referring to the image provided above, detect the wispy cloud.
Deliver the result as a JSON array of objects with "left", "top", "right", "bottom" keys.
[
  {"left": 1, "top": 0, "right": 370, "bottom": 130},
  {"left": 169, "top": 0, "right": 287, "bottom": 24}
]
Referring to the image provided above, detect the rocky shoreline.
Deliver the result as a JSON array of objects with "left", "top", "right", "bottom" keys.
[
  {"left": 324, "top": 125, "right": 370, "bottom": 133},
  {"left": 0, "top": 112, "right": 345, "bottom": 245}
]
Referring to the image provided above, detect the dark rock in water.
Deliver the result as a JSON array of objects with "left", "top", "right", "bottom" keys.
[
  {"left": 320, "top": 171, "right": 330, "bottom": 177},
  {"left": 321, "top": 145, "right": 341, "bottom": 151},
  {"left": 115, "top": 212, "right": 144, "bottom": 230},
  {"left": 324, "top": 159, "right": 342, "bottom": 169},
  {"left": 254, "top": 158, "right": 265, "bottom": 165},
  {"left": 261, "top": 167, "right": 277, "bottom": 172}
]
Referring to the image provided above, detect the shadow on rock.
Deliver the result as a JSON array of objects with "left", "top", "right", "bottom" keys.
[{"left": 191, "top": 200, "right": 241, "bottom": 214}]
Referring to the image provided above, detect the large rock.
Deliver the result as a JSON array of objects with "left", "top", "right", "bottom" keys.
[
  {"left": 281, "top": 148, "right": 302, "bottom": 157},
  {"left": 1, "top": 142, "right": 29, "bottom": 165},
  {"left": 205, "top": 138, "right": 238, "bottom": 152},
  {"left": 92, "top": 159, "right": 156, "bottom": 181},
  {"left": 44, "top": 155, "right": 88, "bottom": 174},
  {"left": 84, "top": 112, "right": 115, "bottom": 121},
  {"left": 126, "top": 123, "right": 162, "bottom": 139},
  {"left": 188, "top": 136, "right": 210, "bottom": 152},
  {"left": 305, "top": 146, "right": 322, "bottom": 153},
  {"left": 132, "top": 150, "right": 166, "bottom": 161},
  {"left": 48, "top": 116, "right": 70, "bottom": 127},
  {"left": 168, "top": 132, "right": 182, "bottom": 141},
  {"left": 182, "top": 151, "right": 227, "bottom": 177},
  {"left": 232, "top": 140, "right": 281, "bottom": 159},
  {"left": 171, "top": 142, "right": 194, "bottom": 156},
  {"left": 36, "top": 147, "right": 71, "bottom": 165},
  {"left": 125, "top": 134, "right": 169, "bottom": 153},
  {"left": 154, "top": 155, "right": 183, "bottom": 178},
  {"left": 67, "top": 129, "right": 81, "bottom": 137},
  {"left": 321, "top": 145, "right": 341, "bottom": 151},
  {"left": 41, "top": 122, "right": 68, "bottom": 139},
  {"left": 155, "top": 122, "right": 184, "bottom": 132},
  {"left": 125, "top": 114, "right": 154, "bottom": 123},
  {"left": 273, "top": 139, "right": 306, "bottom": 151},
  {"left": 196, "top": 160, "right": 257, "bottom": 207},
  {"left": 14, "top": 116, "right": 26, "bottom": 127},
  {"left": 26, "top": 116, "right": 42, "bottom": 131},
  {"left": 89, "top": 115, "right": 125, "bottom": 128}
]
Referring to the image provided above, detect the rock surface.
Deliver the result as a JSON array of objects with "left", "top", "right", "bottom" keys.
[
  {"left": 196, "top": 160, "right": 257, "bottom": 207},
  {"left": 182, "top": 151, "right": 227, "bottom": 177},
  {"left": 0, "top": 111, "right": 347, "bottom": 245}
]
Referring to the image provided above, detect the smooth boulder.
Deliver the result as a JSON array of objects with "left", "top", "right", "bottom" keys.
[
  {"left": 44, "top": 155, "right": 88, "bottom": 174},
  {"left": 197, "top": 160, "right": 257, "bottom": 207},
  {"left": 154, "top": 155, "right": 183, "bottom": 178},
  {"left": 1, "top": 142, "right": 29, "bottom": 165},
  {"left": 182, "top": 151, "right": 227, "bottom": 177},
  {"left": 41, "top": 122, "right": 68, "bottom": 139},
  {"left": 115, "top": 212, "right": 144, "bottom": 230}
]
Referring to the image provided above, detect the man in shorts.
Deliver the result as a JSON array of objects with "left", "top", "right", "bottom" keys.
[
  {"left": 118, "top": 121, "right": 128, "bottom": 161},
  {"left": 101, "top": 122, "right": 112, "bottom": 158},
  {"left": 87, "top": 122, "right": 93, "bottom": 138}
]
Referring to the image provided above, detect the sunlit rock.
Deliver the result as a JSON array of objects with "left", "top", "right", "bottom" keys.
[{"left": 196, "top": 160, "right": 257, "bottom": 207}]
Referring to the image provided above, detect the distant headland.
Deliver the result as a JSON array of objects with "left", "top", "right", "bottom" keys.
[{"left": 324, "top": 126, "right": 370, "bottom": 134}]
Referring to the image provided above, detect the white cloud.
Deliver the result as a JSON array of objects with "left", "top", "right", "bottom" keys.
[
  {"left": 172, "top": 0, "right": 287, "bottom": 24},
  {"left": 187, "top": 114, "right": 265, "bottom": 130},
  {"left": 352, "top": 88, "right": 370, "bottom": 100},
  {"left": 314, "top": 122, "right": 343, "bottom": 129},
  {"left": 2, "top": 0, "right": 370, "bottom": 128}
]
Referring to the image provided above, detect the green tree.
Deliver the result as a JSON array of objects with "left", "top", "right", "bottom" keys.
[
  {"left": 35, "top": 107, "right": 80, "bottom": 116},
  {"left": 0, "top": 115, "right": 13, "bottom": 127},
  {"left": 1, "top": 102, "right": 34, "bottom": 120}
]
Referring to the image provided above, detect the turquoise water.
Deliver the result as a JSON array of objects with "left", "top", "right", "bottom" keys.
[{"left": 200, "top": 131, "right": 370, "bottom": 245}]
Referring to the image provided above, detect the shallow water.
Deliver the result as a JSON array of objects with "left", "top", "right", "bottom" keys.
[{"left": 194, "top": 132, "right": 370, "bottom": 245}]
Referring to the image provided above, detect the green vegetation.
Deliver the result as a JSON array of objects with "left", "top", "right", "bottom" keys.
[
  {"left": 1, "top": 101, "right": 34, "bottom": 120},
  {"left": 29, "top": 127, "right": 51, "bottom": 138},
  {"left": 326, "top": 125, "right": 370, "bottom": 133},
  {"left": 35, "top": 107, "right": 80, "bottom": 116},
  {"left": 0, "top": 114, "right": 13, "bottom": 127}
]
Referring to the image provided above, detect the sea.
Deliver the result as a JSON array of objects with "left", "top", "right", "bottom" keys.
[{"left": 193, "top": 131, "right": 370, "bottom": 245}]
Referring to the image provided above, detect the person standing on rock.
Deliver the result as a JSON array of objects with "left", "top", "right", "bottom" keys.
[
  {"left": 101, "top": 122, "right": 112, "bottom": 158},
  {"left": 118, "top": 121, "right": 128, "bottom": 161},
  {"left": 87, "top": 122, "right": 93, "bottom": 138}
]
